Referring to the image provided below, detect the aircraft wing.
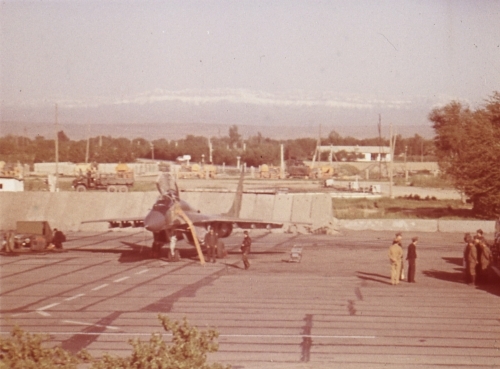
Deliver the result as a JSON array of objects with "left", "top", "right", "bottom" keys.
[
  {"left": 80, "top": 212, "right": 282, "bottom": 231},
  {"left": 185, "top": 211, "right": 283, "bottom": 230},
  {"left": 81, "top": 217, "right": 144, "bottom": 229}
]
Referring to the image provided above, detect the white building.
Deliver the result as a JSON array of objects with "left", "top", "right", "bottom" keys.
[
  {"left": 317, "top": 145, "right": 392, "bottom": 162},
  {"left": 0, "top": 177, "right": 24, "bottom": 192}
]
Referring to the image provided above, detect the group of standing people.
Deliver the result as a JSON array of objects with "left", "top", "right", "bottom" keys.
[
  {"left": 463, "top": 229, "right": 492, "bottom": 285},
  {"left": 204, "top": 228, "right": 251, "bottom": 269},
  {"left": 388, "top": 232, "right": 418, "bottom": 285}
]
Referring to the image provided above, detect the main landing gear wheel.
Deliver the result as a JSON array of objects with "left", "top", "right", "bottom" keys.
[
  {"left": 217, "top": 240, "right": 227, "bottom": 259},
  {"left": 168, "top": 249, "right": 180, "bottom": 262},
  {"left": 151, "top": 241, "right": 162, "bottom": 258}
]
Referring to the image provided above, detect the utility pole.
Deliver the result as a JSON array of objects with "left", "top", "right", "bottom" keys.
[
  {"left": 85, "top": 123, "right": 90, "bottom": 164},
  {"left": 388, "top": 124, "right": 397, "bottom": 199},
  {"left": 311, "top": 124, "right": 321, "bottom": 170},
  {"left": 55, "top": 103, "right": 59, "bottom": 192},
  {"left": 208, "top": 137, "right": 213, "bottom": 163},
  {"left": 280, "top": 143, "right": 285, "bottom": 179},
  {"left": 404, "top": 145, "right": 408, "bottom": 183},
  {"left": 378, "top": 114, "right": 382, "bottom": 179}
]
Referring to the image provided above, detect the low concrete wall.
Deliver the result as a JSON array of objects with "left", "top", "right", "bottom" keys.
[
  {"left": 338, "top": 219, "right": 438, "bottom": 232},
  {"left": 1, "top": 192, "right": 496, "bottom": 234},
  {"left": 338, "top": 219, "right": 496, "bottom": 234},
  {"left": 0, "top": 192, "right": 335, "bottom": 233}
]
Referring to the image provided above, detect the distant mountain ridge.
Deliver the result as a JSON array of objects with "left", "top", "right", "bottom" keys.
[{"left": 1, "top": 121, "right": 435, "bottom": 141}]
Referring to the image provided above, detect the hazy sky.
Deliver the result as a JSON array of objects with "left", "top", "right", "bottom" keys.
[{"left": 1, "top": 0, "right": 499, "bottom": 136}]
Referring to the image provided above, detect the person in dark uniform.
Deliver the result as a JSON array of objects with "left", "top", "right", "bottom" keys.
[
  {"left": 406, "top": 236, "right": 418, "bottom": 283},
  {"left": 204, "top": 228, "right": 218, "bottom": 263},
  {"left": 473, "top": 235, "right": 483, "bottom": 283},
  {"left": 52, "top": 228, "right": 66, "bottom": 249},
  {"left": 479, "top": 240, "right": 492, "bottom": 284},
  {"left": 241, "top": 231, "right": 251, "bottom": 270}
]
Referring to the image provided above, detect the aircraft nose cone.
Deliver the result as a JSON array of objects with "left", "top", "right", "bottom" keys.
[{"left": 144, "top": 210, "right": 165, "bottom": 232}]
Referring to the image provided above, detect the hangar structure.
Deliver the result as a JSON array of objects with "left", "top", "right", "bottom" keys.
[{"left": 317, "top": 145, "right": 392, "bottom": 162}]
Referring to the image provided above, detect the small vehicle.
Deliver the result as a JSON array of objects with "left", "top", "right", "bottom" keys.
[
  {"left": 286, "top": 159, "right": 311, "bottom": 179},
  {"left": 72, "top": 172, "right": 134, "bottom": 192},
  {"left": 14, "top": 221, "right": 53, "bottom": 251}
]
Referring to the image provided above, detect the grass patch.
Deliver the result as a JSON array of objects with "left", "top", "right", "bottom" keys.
[{"left": 332, "top": 197, "right": 477, "bottom": 220}]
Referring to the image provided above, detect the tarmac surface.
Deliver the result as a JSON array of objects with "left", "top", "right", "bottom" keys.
[{"left": 1, "top": 229, "right": 499, "bottom": 368}]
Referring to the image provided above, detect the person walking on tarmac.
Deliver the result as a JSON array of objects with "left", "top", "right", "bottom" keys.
[
  {"left": 241, "top": 231, "right": 252, "bottom": 270},
  {"left": 204, "top": 228, "right": 218, "bottom": 263}
]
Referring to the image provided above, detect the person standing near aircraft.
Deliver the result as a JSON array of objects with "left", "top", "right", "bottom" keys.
[
  {"left": 241, "top": 231, "right": 251, "bottom": 270},
  {"left": 52, "top": 228, "right": 66, "bottom": 250},
  {"left": 204, "top": 228, "right": 218, "bottom": 263},
  {"left": 2, "top": 231, "right": 14, "bottom": 252},
  {"left": 156, "top": 163, "right": 177, "bottom": 199},
  {"left": 406, "top": 236, "right": 418, "bottom": 283}
]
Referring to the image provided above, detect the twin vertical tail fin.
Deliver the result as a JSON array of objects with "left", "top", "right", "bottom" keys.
[{"left": 224, "top": 167, "right": 244, "bottom": 218}]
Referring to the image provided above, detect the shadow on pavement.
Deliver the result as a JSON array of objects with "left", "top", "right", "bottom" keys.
[
  {"left": 442, "top": 257, "right": 464, "bottom": 266},
  {"left": 357, "top": 271, "right": 390, "bottom": 279},
  {"left": 422, "top": 268, "right": 465, "bottom": 284},
  {"left": 356, "top": 271, "right": 392, "bottom": 285},
  {"left": 423, "top": 267, "right": 500, "bottom": 297}
]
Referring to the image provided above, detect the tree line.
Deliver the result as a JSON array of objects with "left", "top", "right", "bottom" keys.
[{"left": 0, "top": 127, "right": 434, "bottom": 168}]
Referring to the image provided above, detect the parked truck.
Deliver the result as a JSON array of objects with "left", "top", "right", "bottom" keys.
[
  {"left": 286, "top": 159, "right": 311, "bottom": 179},
  {"left": 72, "top": 171, "right": 134, "bottom": 192}
]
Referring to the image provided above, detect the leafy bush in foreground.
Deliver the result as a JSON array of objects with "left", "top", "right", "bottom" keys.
[
  {"left": 0, "top": 326, "right": 90, "bottom": 369},
  {"left": 0, "top": 316, "right": 229, "bottom": 369},
  {"left": 92, "top": 315, "right": 229, "bottom": 369}
]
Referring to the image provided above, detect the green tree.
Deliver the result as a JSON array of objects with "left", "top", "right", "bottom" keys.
[
  {"left": 429, "top": 92, "right": 500, "bottom": 217},
  {"left": 228, "top": 125, "right": 241, "bottom": 148}
]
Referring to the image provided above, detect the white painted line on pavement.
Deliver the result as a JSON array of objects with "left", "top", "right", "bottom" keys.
[
  {"left": 37, "top": 302, "right": 60, "bottom": 311},
  {"left": 11, "top": 312, "right": 29, "bottom": 317},
  {"left": 114, "top": 276, "right": 130, "bottom": 283},
  {"left": 0, "top": 331, "right": 165, "bottom": 337},
  {"left": 64, "top": 293, "right": 86, "bottom": 301},
  {"left": 220, "top": 334, "right": 376, "bottom": 339},
  {"left": 62, "top": 320, "right": 120, "bottom": 330},
  {"left": 91, "top": 284, "right": 109, "bottom": 291},
  {"left": 2, "top": 331, "right": 376, "bottom": 339},
  {"left": 135, "top": 269, "right": 149, "bottom": 275}
]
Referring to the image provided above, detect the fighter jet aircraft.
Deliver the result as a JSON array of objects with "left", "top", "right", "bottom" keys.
[{"left": 81, "top": 169, "right": 283, "bottom": 264}]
